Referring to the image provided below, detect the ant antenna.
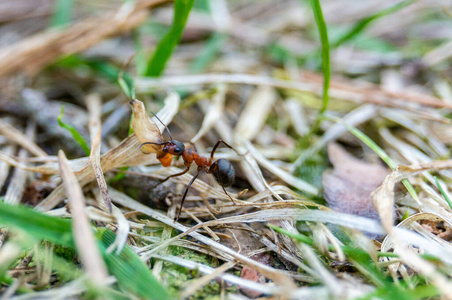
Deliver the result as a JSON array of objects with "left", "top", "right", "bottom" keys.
[{"left": 150, "top": 110, "right": 173, "bottom": 141}]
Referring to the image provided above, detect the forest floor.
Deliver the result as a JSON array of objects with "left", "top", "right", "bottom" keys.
[{"left": 1, "top": 0, "right": 452, "bottom": 299}]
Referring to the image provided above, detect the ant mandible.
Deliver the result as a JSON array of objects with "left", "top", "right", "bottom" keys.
[{"left": 136, "top": 101, "right": 238, "bottom": 221}]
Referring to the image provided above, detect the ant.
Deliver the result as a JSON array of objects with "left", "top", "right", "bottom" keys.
[{"left": 135, "top": 101, "right": 239, "bottom": 221}]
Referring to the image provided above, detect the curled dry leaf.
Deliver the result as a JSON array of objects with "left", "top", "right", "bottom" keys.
[
  {"left": 372, "top": 159, "right": 452, "bottom": 233},
  {"left": 323, "top": 143, "right": 389, "bottom": 237},
  {"left": 130, "top": 99, "right": 172, "bottom": 167},
  {"left": 130, "top": 99, "right": 164, "bottom": 153}
]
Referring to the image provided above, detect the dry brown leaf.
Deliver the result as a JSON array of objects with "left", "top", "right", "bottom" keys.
[
  {"left": 323, "top": 143, "right": 389, "bottom": 224},
  {"left": 240, "top": 263, "right": 266, "bottom": 298},
  {"left": 370, "top": 170, "right": 400, "bottom": 233}
]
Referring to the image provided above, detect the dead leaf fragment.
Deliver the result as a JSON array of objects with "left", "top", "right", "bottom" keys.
[
  {"left": 323, "top": 143, "right": 389, "bottom": 222},
  {"left": 130, "top": 99, "right": 164, "bottom": 154},
  {"left": 240, "top": 253, "right": 270, "bottom": 298}
]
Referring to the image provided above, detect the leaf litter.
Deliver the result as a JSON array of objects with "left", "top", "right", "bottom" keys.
[{"left": 0, "top": 0, "right": 452, "bottom": 299}]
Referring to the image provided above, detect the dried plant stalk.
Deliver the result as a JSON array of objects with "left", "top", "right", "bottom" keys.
[
  {"left": 4, "top": 122, "right": 38, "bottom": 204},
  {"left": 0, "top": 119, "right": 47, "bottom": 157},
  {"left": 86, "top": 94, "right": 111, "bottom": 212},
  {"left": 58, "top": 150, "right": 108, "bottom": 284}
]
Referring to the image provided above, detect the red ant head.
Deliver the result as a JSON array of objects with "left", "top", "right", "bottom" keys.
[{"left": 163, "top": 140, "right": 185, "bottom": 156}]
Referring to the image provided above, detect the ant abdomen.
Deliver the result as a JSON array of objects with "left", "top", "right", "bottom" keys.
[{"left": 211, "top": 158, "right": 235, "bottom": 187}]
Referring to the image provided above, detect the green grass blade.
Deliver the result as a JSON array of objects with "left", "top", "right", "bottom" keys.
[
  {"left": 144, "top": 0, "right": 195, "bottom": 77},
  {"left": 306, "top": 0, "right": 330, "bottom": 132},
  {"left": 118, "top": 71, "right": 136, "bottom": 99},
  {"left": 332, "top": 0, "right": 414, "bottom": 48},
  {"left": 98, "top": 229, "right": 170, "bottom": 300},
  {"left": 343, "top": 122, "right": 396, "bottom": 169},
  {"left": 58, "top": 105, "right": 90, "bottom": 155},
  {"left": 434, "top": 176, "right": 452, "bottom": 210},
  {"left": 0, "top": 203, "right": 169, "bottom": 299},
  {"left": 0, "top": 202, "right": 74, "bottom": 248},
  {"left": 50, "top": 0, "right": 73, "bottom": 28}
]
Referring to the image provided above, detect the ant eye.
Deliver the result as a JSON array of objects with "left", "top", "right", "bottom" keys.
[{"left": 175, "top": 147, "right": 181, "bottom": 153}]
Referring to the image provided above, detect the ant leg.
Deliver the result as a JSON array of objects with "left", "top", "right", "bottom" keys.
[
  {"left": 152, "top": 167, "right": 190, "bottom": 188},
  {"left": 222, "top": 186, "right": 236, "bottom": 205},
  {"left": 175, "top": 169, "right": 201, "bottom": 222},
  {"left": 209, "top": 139, "right": 244, "bottom": 163}
]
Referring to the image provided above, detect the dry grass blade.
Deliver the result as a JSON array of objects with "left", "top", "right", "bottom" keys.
[
  {"left": 297, "top": 243, "right": 345, "bottom": 298},
  {"left": 190, "top": 209, "right": 386, "bottom": 235},
  {"left": 86, "top": 93, "right": 111, "bottom": 212},
  {"left": 135, "top": 73, "right": 452, "bottom": 109},
  {"left": 245, "top": 140, "right": 318, "bottom": 195},
  {"left": 4, "top": 122, "right": 37, "bottom": 204},
  {"left": 190, "top": 84, "right": 226, "bottom": 144},
  {"left": 58, "top": 150, "right": 108, "bottom": 285},
  {"left": 234, "top": 85, "right": 277, "bottom": 141},
  {"left": 0, "top": 145, "right": 15, "bottom": 191},
  {"left": 0, "top": 119, "right": 47, "bottom": 157},
  {"left": 390, "top": 234, "right": 452, "bottom": 297},
  {"left": 284, "top": 98, "right": 309, "bottom": 135},
  {"left": 0, "top": 152, "right": 83, "bottom": 175},
  {"left": 91, "top": 188, "right": 130, "bottom": 255},
  {"left": 0, "top": 0, "right": 169, "bottom": 77}
]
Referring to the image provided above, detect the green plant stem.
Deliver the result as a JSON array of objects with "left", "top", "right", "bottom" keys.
[
  {"left": 144, "top": 0, "right": 195, "bottom": 77},
  {"left": 305, "top": 0, "right": 330, "bottom": 138},
  {"left": 57, "top": 106, "right": 90, "bottom": 155},
  {"left": 434, "top": 176, "right": 452, "bottom": 210},
  {"left": 332, "top": 0, "right": 414, "bottom": 48}
]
